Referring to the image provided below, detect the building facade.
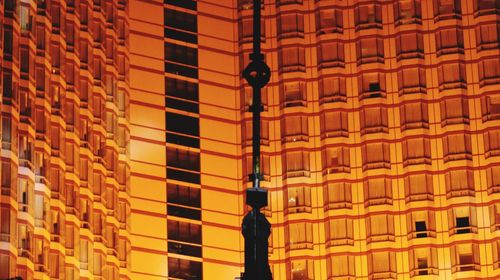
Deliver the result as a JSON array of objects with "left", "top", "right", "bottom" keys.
[
  {"left": 0, "top": 0, "right": 131, "bottom": 279},
  {"left": 2, "top": 0, "right": 500, "bottom": 279}
]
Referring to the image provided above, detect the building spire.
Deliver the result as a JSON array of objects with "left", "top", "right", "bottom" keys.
[{"left": 240, "top": 0, "right": 272, "bottom": 279}]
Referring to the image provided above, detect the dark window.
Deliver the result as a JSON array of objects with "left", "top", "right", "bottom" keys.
[
  {"left": 164, "top": 28, "right": 197, "bottom": 44},
  {"left": 166, "top": 132, "right": 199, "bottom": 148},
  {"left": 167, "top": 168, "right": 200, "bottom": 184},
  {"left": 165, "top": 43, "right": 198, "bottom": 66},
  {"left": 167, "top": 205, "right": 201, "bottom": 220},
  {"left": 456, "top": 217, "right": 470, "bottom": 234},
  {"left": 4, "top": 27, "right": 13, "bottom": 58},
  {"left": 165, "top": 112, "right": 199, "bottom": 137},
  {"left": 168, "top": 241, "right": 202, "bottom": 257},
  {"left": 167, "top": 148, "right": 200, "bottom": 172},
  {"left": 3, "top": 72, "right": 13, "bottom": 99},
  {"left": 166, "top": 78, "right": 199, "bottom": 102},
  {"left": 415, "top": 221, "right": 427, "bottom": 238},
  {"left": 164, "top": 9, "right": 197, "bottom": 33},
  {"left": 168, "top": 258, "right": 202, "bottom": 279},
  {"left": 165, "top": 0, "right": 197, "bottom": 11},
  {"left": 474, "top": 0, "right": 500, "bottom": 16},
  {"left": 165, "top": 62, "right": 198, "bottom": 79},
  {"left": 167, "top": 184, "right": 201, "bottom": 208},
  {"left": 166, "top": 97, "right": 199, "bottom": 113}
]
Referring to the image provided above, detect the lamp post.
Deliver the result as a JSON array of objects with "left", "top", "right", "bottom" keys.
[{"left": 240, "top": 0, "right": 273, "bottom": 279}]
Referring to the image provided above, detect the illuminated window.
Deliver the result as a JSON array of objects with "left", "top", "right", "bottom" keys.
[
  {"left": 481, "top": 95, "right": 500, "bottom": 121},
  {"left": 327, "top": 255, "right": 354, "bottom": 278},
  {"left": 358, "top": 72, "right": 386, "bottom": 99},
  {"left": 285, "top": 186, "right": 311, "bottom": 213},
  {"left": 476, "top": 22, "right": 500, "bottom": 51},
  {"left": 451, "top": 244, "right": 480, "bottom": 272},
  {"left": 326, "top": 218, "right": 353, "bottom": 246},
  {"left": 487, "top": 166, "right": 500, "bottom": 194},
  {"left": 238, "top": 17, "right": 264, "bottom": 43},
  {"left": 437, "top": 62, "right": 466, "bottom": 90},
  {"left": 168, "top": 258, "right": 202, "bottom": 279},
  {"left": 281, "top": 81, "right": 306, "bottom": 107},
  {"left": 242, "top": 86, "right": 268, "bottom": 111},
  {"left": 362, "top": 142, "right": 391, "bottom": 170},
  {"left": 490, "top": 204, "right": 500, "bottom": 232},
  {"left": 360, "top": 106, "right": 388, "bottom": 134},
  {"left": 404, "top": 173, "right": 434, "bottom": 202},
  {"left": 319, "top": 76, "right": 346, "bottom": 103},
  {"left": 473, "top": 0, "right": 500, "bottom": 16},
  {"left": 445, "top": 169, "right": 474, "bottom": 198},
  {"left": 286, "top": 222, "right": 313, "bottom": 250},
  {"left": 243, "top": 118, "right": 269, "bottom": 146},
  {"left": 278, "top": 46, "right": 306, "bottom": 73},
  {"left": 356, "top": 37, "right": 384, "bottom": 64},
  {"left": 409, "top": 248, "right": 438, "bottom": 276},
  {"left": 485, "top": 130, "right": 500, "bottom": 158},
  {"left": 399, "top": 102, "right": 429, "bottom": 131},
  {"left": 35, "top": 237, "right": 48, "bottom": 272},
  {"left": 324, "top": 182, "right": 352, "bottom": 210},
  {"left": 278, "top": 13, "right": 304, "bottom": 39},
  {"left": 244, "top": 154, "right": 270, "bottom": 182},
  {"left": 283, "top": 151, "right": 310, "bottom": 178},
  {"left": 368, "top": 252, "right": 396, "bottom": 279},
  {"left": 18, "top": 224, "right": 33, "bottom": 260},
  {"left": 366, "top": 214, "right": 394, "bottom": 243},
  {"left": 1, "top": 205, "right": 13, "bottom": 244},
  {"left": 167, "top": 220, "right": 201, "bottom": 244},
  {"left": 407, "top": 211, "right": 436, "bottom": 239},
  {"left": 440, "top": 97, "right": 469, "bottom": 126},
  {"left": 19, "top": 134, "right": 34, "bottom": 167},
  {"left": 322, "top": 147, "right": 350, "bottom": 174},
  {"left": 396, "top": 32, "right": 424, "bottom": 60},
  {"left": 402, "top": 137, "right": 431, "bottom": 166},
  {"left": 316, "top": 8, "right": 343, "bottom": 34},
  {"left": 479, "top": 58, "right": 500, "bottom": 86},
  {"left": 443, "top": 134, "right": 472, "bottom": 162},
  {"left": 397, "top": 67, "right": 426, "bottom": 94},
  {"left": 436, "top": 28, "right": 464, "bottom": 56},
  {"left": 320, "top": 111, "right": 348, "bottom": 138},
  {"left": 493, "top": 241, "right": 500, "bottom": 269},
  {"left": 394, "top": 0, "right": 421, "bottom": 25},
  {"left": 289, "top": 260, "right": 313, "bottom": 280},
  {"left": 433, "top": 0, "right": 461, "bottom": 20},
  {"left": 281, "top": 115, "right": 308, "bottom": 143},
  {"left": 363, "top": 178, "right": 392, "bottom": 206},
  {"left": 318, "top": 42, "right": 344, "bottom": 69},
  {"left": 354, "top": 3, "right": 382, "bottom": 30}
]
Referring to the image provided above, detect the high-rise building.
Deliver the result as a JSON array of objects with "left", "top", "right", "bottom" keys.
[
  {"left": 2, "top": 0, "right": 500, "bottom": 279},
  {"left": 0, "top": 0, "right": 130, "bottom": 279}
]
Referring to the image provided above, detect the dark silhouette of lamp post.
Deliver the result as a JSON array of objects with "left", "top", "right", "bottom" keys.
[{"left": 240, "top": 0, "right": 272, "bottom": 279}]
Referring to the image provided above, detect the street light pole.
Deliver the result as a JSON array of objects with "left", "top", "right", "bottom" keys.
[{"left": 240, "top": 0, "right": 272, "bottom": 279}]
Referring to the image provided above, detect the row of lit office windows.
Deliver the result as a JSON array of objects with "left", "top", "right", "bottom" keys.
[{"left": 286, "top": 242, "right": 496, "bottom": 280}]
